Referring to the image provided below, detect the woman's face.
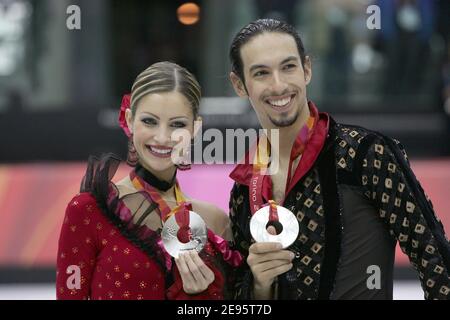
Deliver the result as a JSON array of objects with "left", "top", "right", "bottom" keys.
[{"left": 126, "top": 91, "right": 195, "bottom": 174}]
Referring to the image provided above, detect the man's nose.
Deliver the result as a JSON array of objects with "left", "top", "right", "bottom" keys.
[{"left": 270, "top": 72, "right": 288, "bottom": 94}]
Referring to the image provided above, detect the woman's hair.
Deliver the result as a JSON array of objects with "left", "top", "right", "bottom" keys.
[
  {"left": 130, "top": 61, "right": 201, "bottom": 118},
  {"left": 229, "top": 18, "right": 307, "bottom": 83}
]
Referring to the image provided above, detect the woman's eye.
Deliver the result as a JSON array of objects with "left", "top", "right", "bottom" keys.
[
  {"left": 141, "top": 118, "right": 157, "bottom": 126},
  {"left": 171, "top": 121, "right": 187, "bottom": 128}
]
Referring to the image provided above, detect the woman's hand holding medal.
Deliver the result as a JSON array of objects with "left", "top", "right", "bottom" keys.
[{"left": 175, "top": 250, "right": 215, "bottom": 294}]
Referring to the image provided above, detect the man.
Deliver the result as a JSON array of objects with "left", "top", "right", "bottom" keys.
[{"left": 227, "top": 19, "right": 450, "bottom": 300}]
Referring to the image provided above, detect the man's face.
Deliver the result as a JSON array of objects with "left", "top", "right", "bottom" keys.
[{"left": 231, "top": 32, "right": 311, "bottom": 129}]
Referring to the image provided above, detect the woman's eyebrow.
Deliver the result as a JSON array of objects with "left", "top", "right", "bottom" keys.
[
  {"left": 140, "top": 112, "right": 159, "bottom": 119},
  {"left": 169, "top": 116, "right": 188, "bottom": 120},
  {"left": 140, "top": 112, "right": 188, "bottom": 121}
]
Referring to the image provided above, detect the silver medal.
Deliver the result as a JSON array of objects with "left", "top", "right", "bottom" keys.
[
  {"left": 250, "top": 205, "right": 299, "bottom": 248},
  {"left": 161, "top": 210, "right": 207, "bottom": 258}
]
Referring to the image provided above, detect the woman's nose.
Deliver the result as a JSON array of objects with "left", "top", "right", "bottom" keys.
[{"left": 153, "top": 125, "right": 171, "bottom": 145}]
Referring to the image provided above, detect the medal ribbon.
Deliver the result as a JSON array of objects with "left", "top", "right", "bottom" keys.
[
  {"left": 249, "top": 105, "right": 318, "bottom": 218},
  {"left": 130, "top": 170, "right": 193, "bottom": 242}
]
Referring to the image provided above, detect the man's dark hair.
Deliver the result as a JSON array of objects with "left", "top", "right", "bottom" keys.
[{"left": 229, "top": 18, "right": 307, "bottom": 83}]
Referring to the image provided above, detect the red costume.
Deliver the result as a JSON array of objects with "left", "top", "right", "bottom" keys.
[{"left": 56, "top": 155, "right": 242, "bottom": 300}]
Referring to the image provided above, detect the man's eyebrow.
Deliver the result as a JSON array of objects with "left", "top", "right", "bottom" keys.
[
  {"left": 249, "top": 64, "right": 268, "bottom": 73},
  {"left": 248, "top": 56, "right": 299, "bottom": 73},
  {"left": 280, "top": 56, "right": 299, "bottom": 65}
]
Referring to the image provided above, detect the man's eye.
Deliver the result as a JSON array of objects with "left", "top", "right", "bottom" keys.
[
  {"left": 142, "top": 118, "right": 157, "bottom": 125},
  {"left": 283, "top": 64, "right": 297, "bottom": 70},
  {"left": 253, "top": 70, "right": 268, "bottom": 77}
]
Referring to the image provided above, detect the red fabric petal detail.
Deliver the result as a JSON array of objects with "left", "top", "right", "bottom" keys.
[
  {"left": 118, "top": 94, "right": 132, "bottom": 137},
  {"left": 207, "top": 229, "right": 243, "bottom": 267}
]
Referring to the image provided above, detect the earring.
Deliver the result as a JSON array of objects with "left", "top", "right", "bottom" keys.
[
  {"left": 176, "top": 163, "right": 191, "bottom": 171},
  {"left": 126, "top": 135, "right": 139, "bottom": 167},
  {"left": 175, "top": 140, "right": 193, "bottom": 171}
]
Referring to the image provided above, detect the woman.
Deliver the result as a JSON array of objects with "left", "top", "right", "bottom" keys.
[{"left": 56, "top": 62, "right": 242, "bottom": 300}]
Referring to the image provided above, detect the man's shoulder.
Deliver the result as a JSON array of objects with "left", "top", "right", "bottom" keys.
[
  {"left": 330, "top": 121, "right": 410, "bottom": 172},
  {"left": 332, "top": 121, "right": 405, "bottom": 152},
  {"left": 330, "top": 121, "right": 400, "bottom": 171},
  {"left": 229, "top": 182, "right": 249, "bottom": 200},
  {"left": 333, "top": 122, "right": 382, "bottom": 146}
]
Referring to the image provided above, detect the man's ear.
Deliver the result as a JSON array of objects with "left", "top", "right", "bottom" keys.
[
  {"left": 304, "top": 56, "right": 312, "bottom": 85},
  {"left": 229, "top": 72, "right": 248, "bottom": 98}
]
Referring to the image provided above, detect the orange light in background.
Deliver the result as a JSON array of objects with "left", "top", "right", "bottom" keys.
[{"left": 177, "top": 3, "right": 200, "bottom": 25}]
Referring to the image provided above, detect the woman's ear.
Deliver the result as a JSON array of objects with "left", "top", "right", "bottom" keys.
[
  {"left": 193, "top": 116, "right": 203, "bottom": 137},
  {"left": 125, "top": 109, "right": 133, "bottom": 135},
  {"left": 229, "top": 72, "right": 248, "bottom": 98}
]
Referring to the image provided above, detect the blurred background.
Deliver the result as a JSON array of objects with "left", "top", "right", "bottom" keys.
[{"left": 0, "top": 0, "right": 449, "bottom": 299}]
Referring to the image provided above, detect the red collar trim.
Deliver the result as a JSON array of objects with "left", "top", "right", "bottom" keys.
[{"left": 230, "top": 104, "right": 330, "bottom": 195}]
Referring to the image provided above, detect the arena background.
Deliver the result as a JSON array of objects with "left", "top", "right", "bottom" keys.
[{"left": 0, "top": 0, "right": 449, "bottom": 300}]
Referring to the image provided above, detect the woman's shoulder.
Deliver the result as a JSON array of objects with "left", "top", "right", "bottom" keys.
[
  {"left": 114, "top": 175, "right": 140, "bottom": 198},
  {"left": 64, "top": 192, "right": 104, "bottom": 225},
  {"left": 69, "top": 176, "right": 138, "bottom": 217},
  {"left": 189, "top": 199, "right": 231, "bottom": 239},
  {"left": 190, "top": 198, "right": 228, "bottom": 220},
  {"left": 68, "top": 192, "right": 98, "bottom": 209}
]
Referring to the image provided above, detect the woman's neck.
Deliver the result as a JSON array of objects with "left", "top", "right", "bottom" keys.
[{"left": 135, "top": 162, "right": 177, "bottom": 193}]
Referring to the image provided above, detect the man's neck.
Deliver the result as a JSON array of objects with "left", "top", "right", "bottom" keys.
[{"left": 268, "top": 101, "right": 311, "bottom": 161}]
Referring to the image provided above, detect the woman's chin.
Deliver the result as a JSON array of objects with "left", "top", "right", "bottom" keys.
[{"left": 139, "top": 157, "right": 175, "bottom": 174}]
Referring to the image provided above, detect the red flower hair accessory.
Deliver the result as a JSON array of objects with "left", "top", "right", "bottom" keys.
[{"left": 118, "top": 94, "right": 132, "bottom": 137}]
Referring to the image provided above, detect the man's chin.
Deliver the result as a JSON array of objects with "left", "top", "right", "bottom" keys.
[{"left": 269, "top": 111, "right": 299, "bottom": 128}]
